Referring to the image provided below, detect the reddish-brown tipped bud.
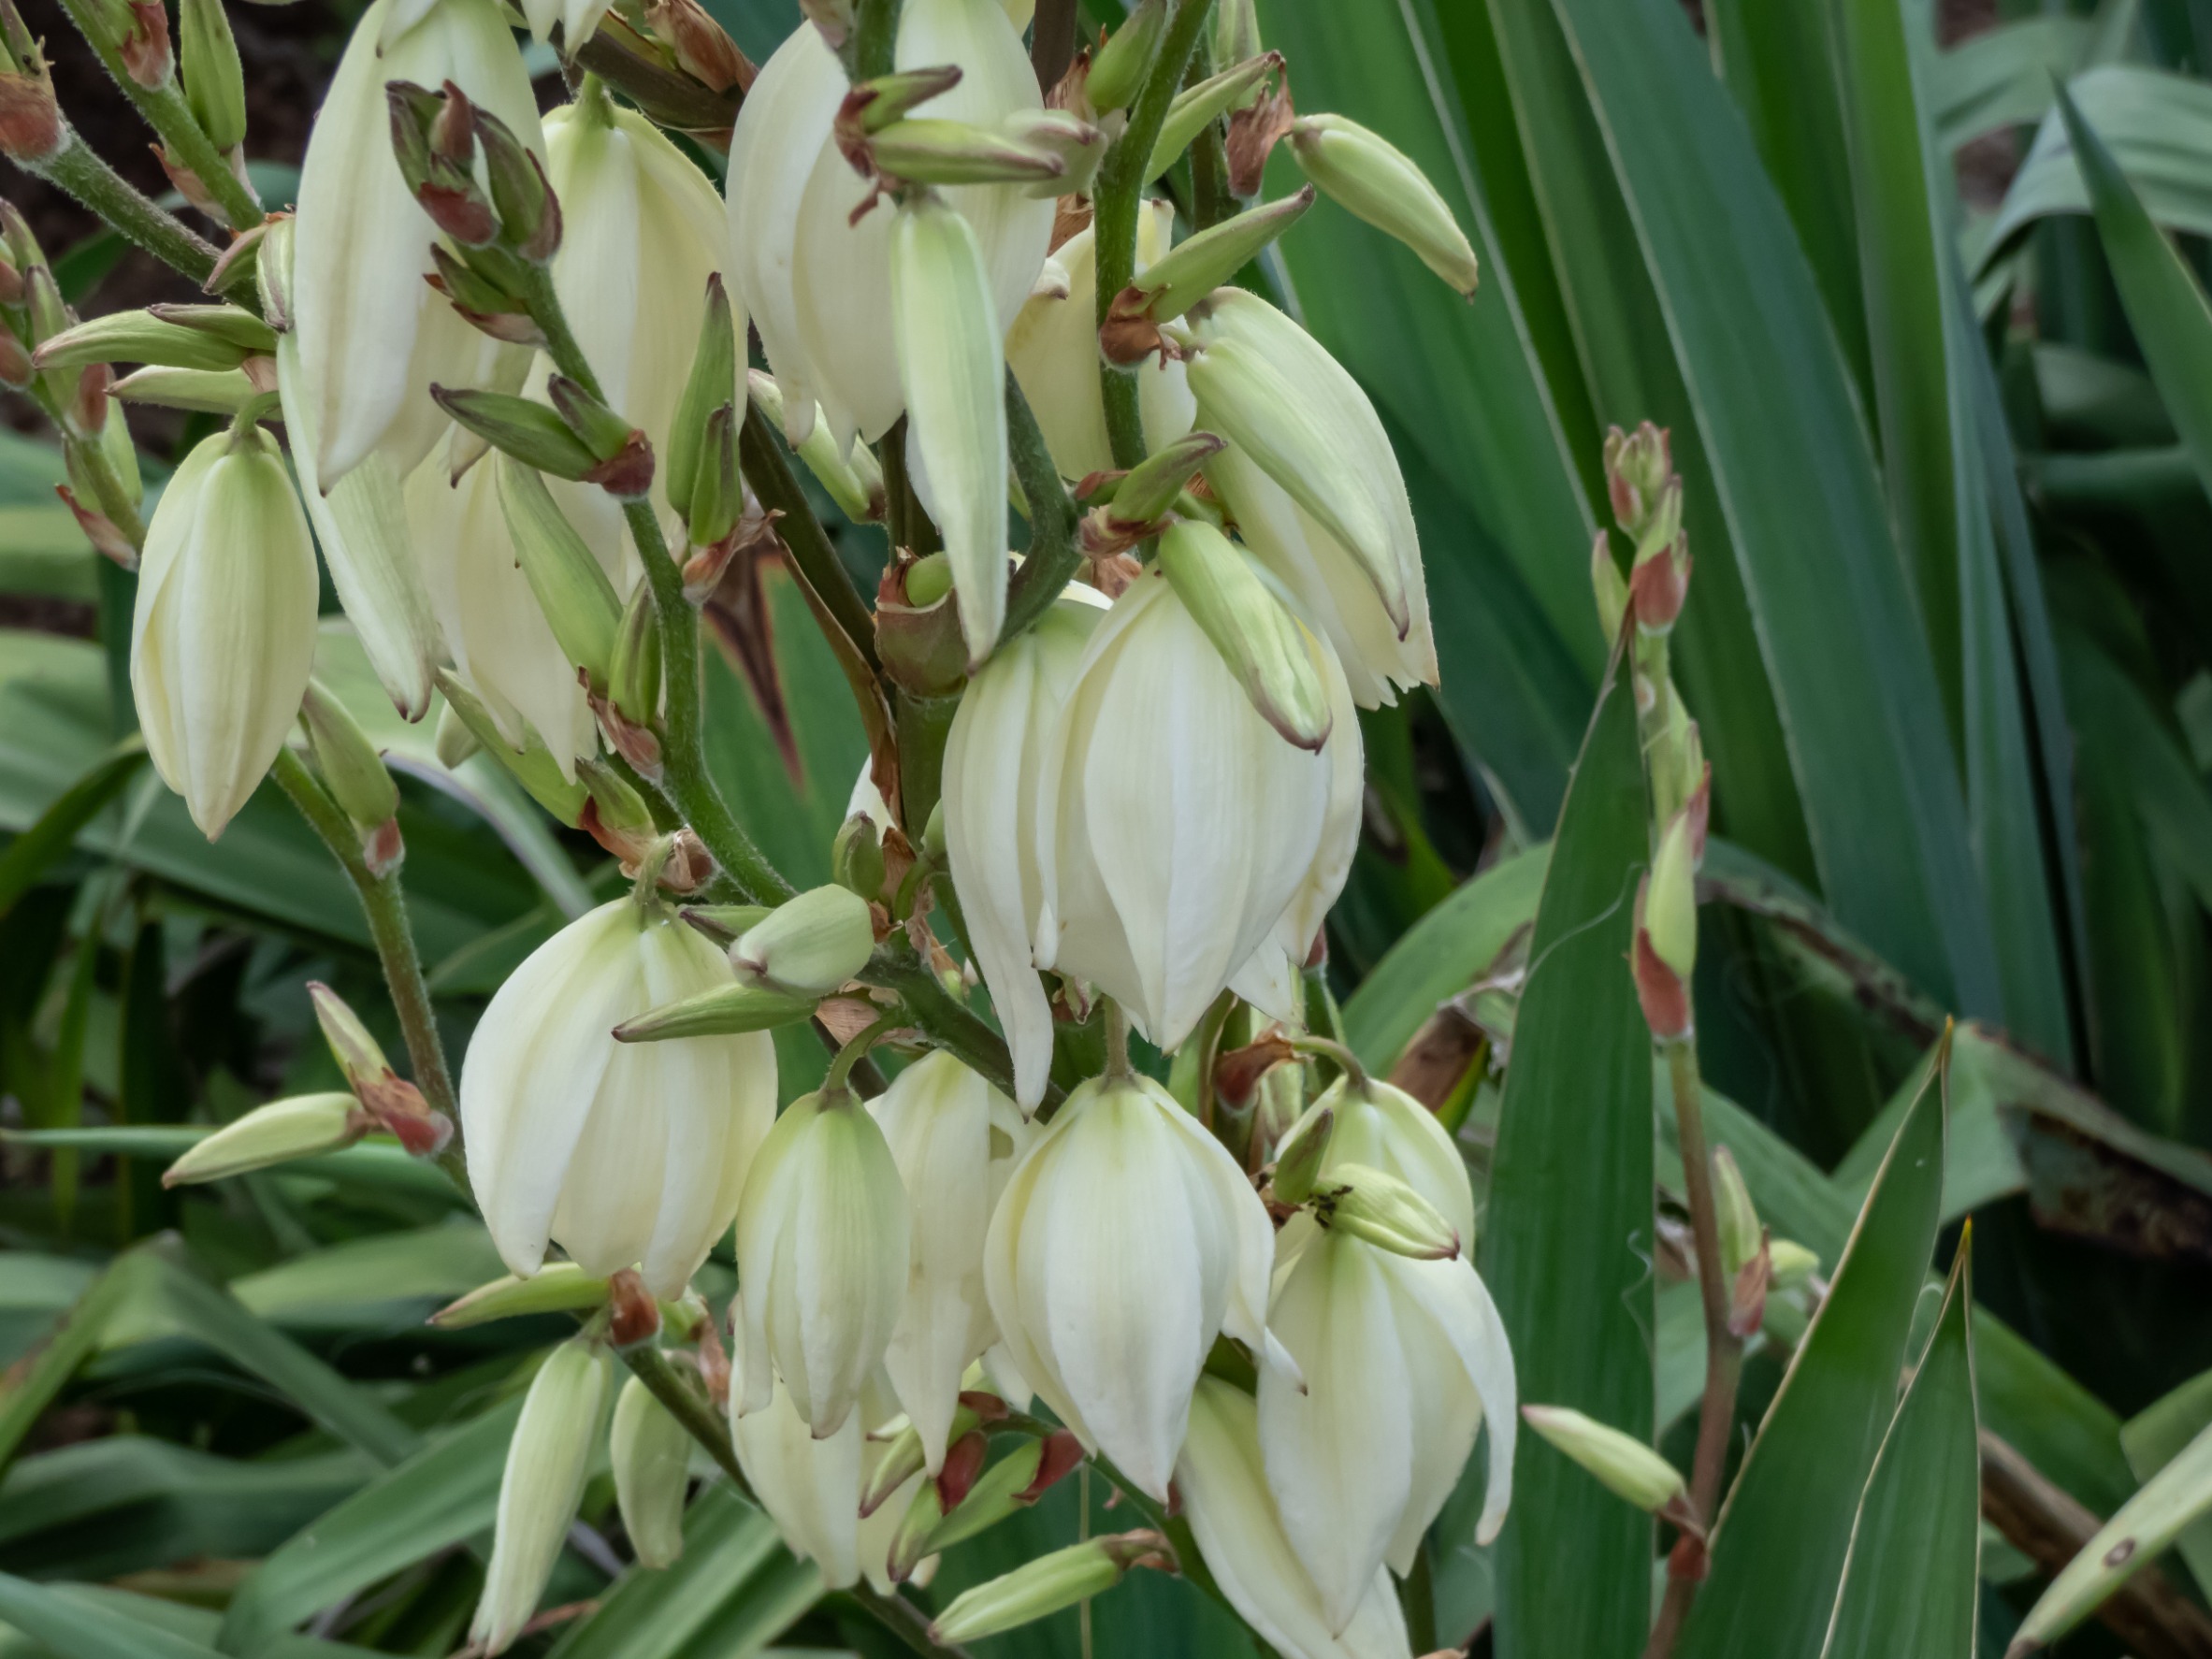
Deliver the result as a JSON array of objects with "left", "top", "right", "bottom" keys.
[
  {"left": 1728, "top": 1231, "right": 1771, "bottom": 1339},
  {"left": 645, "top": 0, "right": 753, "bottom": 92},
  {"left": 56, "top": 483, "right": 136, "bottom": 568},
  {"left": 0, "top": 67, "right": 61, "bottom": 163},
  {"left": 0, "top": 327, "right": 29, "bottom": 388},
  {"left": 1213, "top": 1030, "right": 1296, "bottom": 1114},
  {"left": 956, "top": 1389, "right": 1011, "bottom": 1423},
  {"left": 581, "top": 429, "right": 656, "bottom": 498},
  {"left": 1632, "top": 916, "right": 1691, "bottom": 1044},
  {"left": 69, "top": 360, "right": 110, "bottom": 437},
  {"left": 121, "top": 0, "right": 171, "bottom": 88},
  {"left": 608, "top": 1268, "right": 663, "bottom": 1347},
  {"left": 428, "top": 79, "right": 475, "bottom": 166},
  {"left": 1017, "top": 1430, "right": 1086, "bottom": 1505},
  {"left": 1629, "top": 535, "right": 1691, "bottom": 634},
  {"left": 935, "top": 1428, "right": 990, "bottom": 1512}
]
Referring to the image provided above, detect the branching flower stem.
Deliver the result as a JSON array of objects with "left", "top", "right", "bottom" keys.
[
  {"left": 49, "top": 0, "right": 264, "bottom": 234},
  {"left": 1092, "top": 0, "right": 1215, "bottom": 470},
  {"left": 24, "top": 132, "right": 226, "bottom": 290}
]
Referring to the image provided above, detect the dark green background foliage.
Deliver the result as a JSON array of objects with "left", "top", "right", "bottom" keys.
[{"left": 4, "top": 0, "right": 2212, "bottom": 1653}]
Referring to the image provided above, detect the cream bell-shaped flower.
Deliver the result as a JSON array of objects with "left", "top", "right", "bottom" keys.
[
  {"left": 734, "top": 1088, "right": 912, "bottom": 1437},
  {"left": 982, "top": 1070, "right": 1284, "bottom": 1501},
  {"left": 1260, "top": 1221, "right": 1517, "bottom": 1633},
  {"left": 1178, "top": 1378, "right": 1412, "bottom": 1659},
  {"left": 1033, "top": 567, "right": 1361, "bottom": 1050},
  {"left": 866, "top": 1050, "right": 1036, "bottom": 1475},
  {"left": 291, "top": 0, "right": 542, "bottom": 485},
  {"left": 729, "top": 1351, "right": 918, "bottom": 1591},
  {"left": 1207, "top": 440, "right": 1436, "bottom": 710},
  {"left": 1005, "top": 205, "right": 1195, "bottom": 480},
  {"left": 941, "top": 584, "right": 1108, "bottom": 1110},
  {"left": 461, "top": 898, "right": 776, "bottom": 1299},
  {"left": 1182, "top": 287, "right": 1425, "bottom": 650},
  {"left": 539, "top": 84, "right": 737, "bottom": 561},
  {"left": 409, "top": 452, "right": 603, "bottom": 773},
  {"left": 725, "top": 0, "right": 1051, "bottom": 454},
  {"left": 130, "top": 424, "right": 319, "bottom": 840}
]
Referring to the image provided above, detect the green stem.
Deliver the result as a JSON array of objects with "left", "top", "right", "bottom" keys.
[
  {"left": 892, "top": 685, "right": 959, "bottom": 842},
  {"left": 48, "top": 0, "right": 262, "bottom": 233},
  {"left": 620, "top": 1343, "right": 754, "bottom": 1500},
  {"left": 270, "top": 748, "right": 465, "bottom": 1190},
  {"left": 846, "top": 1585, "right": 973, "bottom": 1659},
  {"left": 571, "top": 22, "right": 742, "bottom": 134},
  {"left": 1091, "top": 0, "right": 1215, "bottom": 469},
  {"left": 860, "top": 939, "right": 1055, "bottom": 1110},
  {"left": 997, "top": 369, "right": 1083, "bottom": 644},
  {"left": 842, "top": 0, "right": 902, "bottom": 82},
  {"left": 738, "top": 403, "right": 883, "bottom": 675},
  {"left": 27, "top": 132, "right": 224, "bottom": 288},
  {"left": 1183, "top": 38, "right": 1236, "bottom": 229}
]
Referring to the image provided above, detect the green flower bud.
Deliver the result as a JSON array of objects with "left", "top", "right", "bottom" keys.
[
  {"left": 1086, "top": 0, "right": 1164, "bottom": 114},
  {"left": 1712, "top": 1146, "right": 1760, "bottom": 1278},
  {"left": 495, "top": 455, "right": 621, "bottom": 691},
  {"left": 731, "top": 883, "right": 876, "bottom": 995},
  {"left": 1215, "top": 0, "right": 1262, "bottom": 76},
  {"left": 430, "top": 385, "right": 601, "bottom": 481},
  {"left": 434, "top": 670, "right": 588, "bottom": 826},
  {"left": 1287, "top": 113, "right": 1478, "bottom": 297},
  {"left": 746, "top": 370, "right": 883, "bottom": 523},
  {"left": 299, "top": 679, "right": 400, "bottom": 837},
  {"left": 145, "top": 303, "right": 277, "bottom": 355},
  {"left": 1001, "top": 109, "right": 1106, "bottom": 197},
  {"left": 471, "top": 1338, "right": 611, "bottom": 1655},
  {"left": 674, "top": 903, "right": 774, "bottom": 946},
  {"left": 886, "top": 1468, "right": 948, "bottom": 1584},
  {"left": 1522, "top": 1405, "right": 1686, "bottom": 1514},
  {"left": 1148, "top": 53, "right": 1280, "bottom": 182},
  {"left": 1769, "top": 1238, "right": 1820, "bottom": 1290},
  {"left": 33, "top": 309, "right": 251, "bottom": 374},
  {"left": 1644, "top": 811, "right": 1698, "bottom": 981},
  {"left": 608, "top": 583, "right": 662, "bottom": 733},
  {"left": 612, "top": 980, "right": 822, "bottom": 1044},
  {"left": 832, "top": 811, "right": 888, "bottom": 902},
  {"left": 1156, "top": 518, "right": 1333, "bottom": 751},
  {"left": 610, "top": 1376, "right": 691, "bottom": 1570},
  {"left": 1314, "top": 1161, "right": 1460, "bottom": 1260},
  {"left": 922, "top": 1430, "right": 1084, "bottom": 1555},
  {"left": 178, "top": 0, "right": 246, "bottom": 151},
  {"left": 665, "top": 274, "right": 736, "bottom": 522},
  {"left": 546, "top": 376, "right": 654, "bottom": 497},
  {"left": 434, "top": 700, "right": 482, "bottom": 769},
  {"left": 847, "top": 65, "right": 965, "bottom": 131},
  {"left": 866, "top": 118, "right": 1067, "bottom": 187},
  {"left": 111, "top": 364, "right": 261, "bottom": 414},
  {"left": 1268, "top": 1103, "right": 1333, "bottom": 1206},
  {"left": 685, "top": 403, "right": 742, "bottom": 551},
  {"left": 1106, "top": 431, "right": 1226, "bottom": 528},
  {"left": 931, "top": 1533, "right": 1173, "bottom": 1644},
  {"left": 1592, "top": 530, "right": 1627, "bottom": 642},
  {"left": 431, "top": 1262, "right": 613, "bottom": 1328},
  {"left": 578, "top": 757, "right": 655, "bottom": 850},
  {"left": 1104, "top": 189, "right": 1313, "bottom": 356},
  {"left": 160, "top": 1092, "right": 366, "bottom": 1187}
]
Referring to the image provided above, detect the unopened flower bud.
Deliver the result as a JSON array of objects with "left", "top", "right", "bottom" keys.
[
  {"left": 1286, "top": 113, "right": 1477, "bottom": 296},
  {"left": 1103, "top": 189, "right": 1313, "bottom": 360},
  {"left": 832, "top": 811, "right": 889, "bottom": 902},
  {"left": 610, "top": 1376, "right": 691, "bottom": 1570},
  {"left": 1147, "top": 52, "right": 1279, "bottom": 181},
  {"left": 1156, "top": 518, "right": 1333, "bottom": 751},
  {"left": 1085, "top": 0, "right": 1164, "bottom": 114},
  {"left": 614, "top": 980, "right": 822, "bottom": 1044},
  {"left": 0, "top": 328, "right": 31, "bottom": 390},
  {"left": 746, "top": 371, "right": 883, "bottom": 521},
  {"left": 686, "top": 403, "right": 742, "bottom": 550},
  {"left": 731, "top": 883, "right": 876, "bottom": 995},
  {"left": 117, "top": 0, "right": 171, "bottom": 89},
  {"left": 606, "top": 583, "right": 662, "bottom": 736},
  {"left": 300, "top": 679, "right": 400, "bottom": 838},
  {"left": 887, "top": 1468, "right": 948, "bottom": 1583},
  {"left": 1592, "top": 531, "right": 1627, "bottom": 642},
  {"left": 921, "top": 1429, "right": 1084, "bottom": 1559},
  {"left": 931, "top": 1532, "right": 1173, "bottom": 1643},
  {"left": 889, "top": 192, "right": 1007, "bottom": 668},
  {"left": 547, "top": 376, "right": 655, "bottom": 497},
  {"left": 472, "top": 1338, "right": 612, "bottom": 1655},
  {"left": 846, "top": 65, "right": 965, "bottom": 133},
  {"left": 431, "top": 1262, "right": 613, "bottom": 1328},
  {"left": 1712, "top": 1146, "right": 1759, "bottom": 1277},
  {"left": 1522, "top": 1404, "right": 1686, "bottom": 1515},
  {"left": 1214, "top": 0, "right": 1261, "bottom": 74},
  {"left": 1645, "top": 811, "right": 1698, "bottom": 981},
  {"left": 1099, "top": 430, "right": 1224, "bottom": 530},
  {"left": 643, "top": 0, "right": 751, "bottom": 92},
  {"left": 494, "top": 456, "right": 621, "bottom": 691},
  {"left": 179, "top": 0, "right": 245, "bottom": 151},
  {"left": 1314, "top": 1161, "right": 1461, "bottom": 1259},
  {"left": 863, "top": 118, "right": 1065, "bottom": 187},
  {"left": 0, "top": 24, "right": 61, "bottom": 163},
  {"left": 435, "top": 699, "right": 482, "bottom": 769},
  {"left": 578, "top": 758, "right": 657, "bottom": 863},
  {"left": 1268, "top": 1103, "right": 1332, "bottom": 1206},
  {"left": 161, "top": 1092, "right": 367, "bottom": 1186},
  {"left": 1002, "top": 109, "right": 1105, "bottom": 196},
  {"left": 111, "top": 365, "right": 259, "bottom": 413},
  {"left": 475, "top": 103, "right": 561, "bottom": 262},
  {"left": 34, "top": 309, "right": 253, "bottom": 374},
  {"left": 434, "top": 670, "right": 589, "bottom": 825},
  {"left": 862, "top": 1416, "right": 936, "bottom": 1520},
  {"left": 431, "top": 385, "right": 601, "bottom": 481},
  {"left": 1630, "top": 527, "right": 1692, "bottom": 636},
  {"left": 1769, "top": 1238, "right": 1820, "bottom": 1289},
  {"left": 1604, "top": 422, "right": 1670, "bottom": 532},
  {"left": 665, "top": 275, "right": 737, "bottom": 522}
]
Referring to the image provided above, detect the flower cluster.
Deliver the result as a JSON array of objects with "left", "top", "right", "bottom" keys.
[{"left": 80, "top": 0, "right": 1520, "bottom": 1648}]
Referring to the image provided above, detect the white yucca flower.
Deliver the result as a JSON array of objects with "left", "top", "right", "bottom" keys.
[
  {"left": 130, "top": 424, "right": 319, "bottom": 840},
  {"left": 1005, "top": 204, "right": 1195, "bottom": 480},
  {"left": 1033, "top": 567, "right": 1361, "bottom": 1049},
  {"left": 866, "top": 1050, "right": 1036, "bottom": 1473},
  {"left": 461, "top": 898, "right": 777, "bottom": 1298},
  {"left": 1178, "top": 1377, "right": 1412, "bottom": 1659},
  {"left": 409, "top": 452, "right": 604, "bottom": 773},
  {"left": 290, "top": 0, "right": 541, "bottom": 485},
  {"left": 982, "top": 1070, "right": 1285, "bottom": 1500},
  {"left": 733, "top": 1088, "right": 911, "bottom": 1437},
  {"left": 725, "top": 0, "right": 1051, "bottom": 454},
  {"left": 941, "top": 583, "right": 1108, "bottom": 1110}
]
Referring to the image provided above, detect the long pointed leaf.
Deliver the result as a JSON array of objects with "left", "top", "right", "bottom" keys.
[{"left": 0, "top": 1572, "right": 224, "bottom": 1659}]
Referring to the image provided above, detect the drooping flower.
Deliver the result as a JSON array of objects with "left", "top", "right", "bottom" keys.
[
  {"left": 1178, "top": 1377, "right": 1412, "bottom": 1659},
  {"left": 982, "top": 1070, "right": 1284, "bottom": 1499},
  {"left": 866, "top": 1050, "right": 1036, "bottom": 1472},
  {"left": 461, "top": 898, "right": 777, "bottom": 1298},
  {"left": 733, "top": 1088, "right": 911, "bottom": 1437},
  {"left": 725, "top": 0, "right": 1051, "bottom": 454},
  {"left": 290, "top": 0, "right": 542, "bottom": 485},
  {"left": 130, "top": 423, "right": 318, "bottom": 839},
  {"left": 1033, "top": 566, "right": 1360, "bottom": 1050},
  {"left": 941, "top": 583, "right": 1107, "bottom": 1110}
]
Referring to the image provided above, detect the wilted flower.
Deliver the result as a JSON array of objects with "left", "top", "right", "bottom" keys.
[
  {"left": 461, "top": 898, "right": 777, "bottom": 1298},
  {"left": 290, "top": 0, "right": 542, "bottom": 485},
  {"left": 725, "top": 0, "right": 1051, "bottom": 454},
  {"left": 1033, "top": 566, "right": 1360, "bottom": 1050},
  {"left": 733, "top": 1088, "right": 911, "bottom": 1437},
  {"left": 941, "top": 583, "right": 1107, "bottom": 1110},
  {"left": 1178, "top": 1377, "right": 1412, "bottom": 1659},
  {"left": 473, "top": 1336, "right": 612, "bottom": 1655},
  {"left": 1005, "top": 205, "right": 1195, "bottom": 480},
  {"left": 983, "top": 1070, "right": 1284, "bottom": 1499},
  {"left": 865, "top": 1050, "right": 1035, "bottom": 1472},
  {"left": 131, "top": 423, "right": 319, "bottom": 839}
]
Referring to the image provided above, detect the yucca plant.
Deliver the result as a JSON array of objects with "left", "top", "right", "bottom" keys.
[{"left": 0, "top": 0, "right": 2209, "bottom": 1656}]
